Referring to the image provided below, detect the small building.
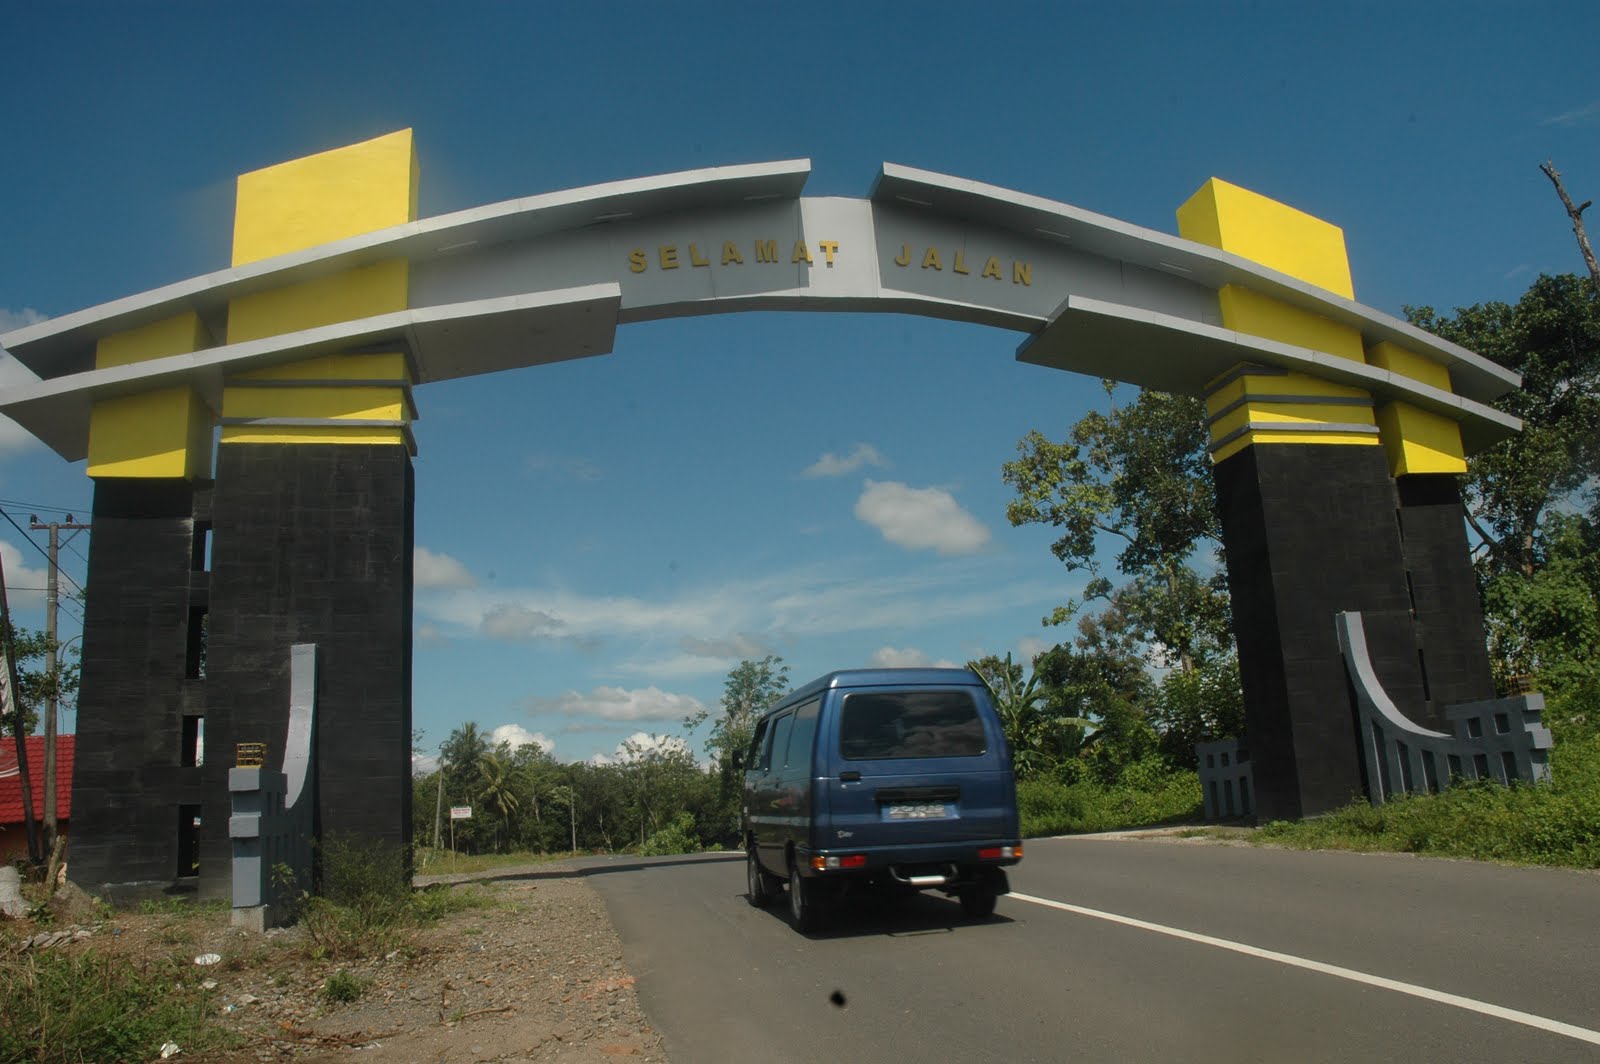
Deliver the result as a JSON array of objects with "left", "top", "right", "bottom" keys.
[{"left": 0, "top": 735, "right": 75, "bottom": 860}]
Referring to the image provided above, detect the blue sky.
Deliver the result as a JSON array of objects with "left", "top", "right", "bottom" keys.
[{"left": 2, "top": 2, "right": 1597, "bottom": 765}]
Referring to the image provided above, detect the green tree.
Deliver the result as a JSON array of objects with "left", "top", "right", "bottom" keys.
[
  {"left": 477, "top": 752, "right": 522, "bottom": 853},
  {"left": 967, "top": 651, "right": 1092, "bottom": 779},
  {"left": 0, "top": 623, "right": 82, "bottom": 736},
  {"left": 1477, "top": 514, "right": 1600, "bottom": 694},
  {"left": 1002, "top": 386, "right": 1227, "bottom": 672},
  {"left": 1406, "top": 274, "right": 1599, "bottom": 580},
  {"left": 687, "top": 656, "right": 790, "bottom": 788},
  {"left": 1147, "top": 653, "right": 1248, "bottom": 770}
]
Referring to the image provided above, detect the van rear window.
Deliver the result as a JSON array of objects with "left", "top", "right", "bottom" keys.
[{"left": 839, "top": 690, "right": 987, "bottom": 760}]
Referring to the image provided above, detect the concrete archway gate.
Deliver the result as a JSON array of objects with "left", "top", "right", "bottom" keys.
[{"left": 0, "top": 130, "right": 1527, "bottom": 899}]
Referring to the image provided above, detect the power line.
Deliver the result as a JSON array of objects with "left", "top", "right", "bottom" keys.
[
  {"left": 0, "top": 509, "right": 86, "bottom": 598},
  {"left": 0, "top": 499, "right": 88, "bottom": 516}
]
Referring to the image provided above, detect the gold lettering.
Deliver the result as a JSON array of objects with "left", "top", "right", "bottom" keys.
[
  {"left": 819, "top": 240, "right": 840, "bottom": 266},
  {"left": 981, "top": 256, "right": 1003, "bottom": 280},
  {"left": 659, "top": 245, "right": 679, "bottom": 270},
  {"left": 953, "top": 249, "right": 969, "bottom": 275},
  {"left": 628, "top": 248, "right": 648, "bottom": 273},
  {"left": 792, "top": 240, "right": 813, "bottom": 264},
  {"left": 722, "top": 241, "right": 744, "bottom": 265},
  {"left": 894, "top": 244, "right": 912, "bottom": 267},
  {"left": 921, "top": 246, "right": 942, "bottom": 271},
  {"left": 1013, "top": 261, "right": 1032, "bottom": 286},
  {"left": 689, "top": 243, "right": 710, "bottom": 267},
  {"left": 755, "top": 239, "right": 778, "bottom": 263}
]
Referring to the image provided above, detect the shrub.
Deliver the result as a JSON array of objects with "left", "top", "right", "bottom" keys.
[
  {"left": 1256, "top": 684, "right": 1600, "bottom": 869},
  {"left": 1019, "top": 760, "right": 1201, "bottom": 837},
  {"left": 0, "top": 950, "right": 229, "bottom": 1063},
  {"left": 323, "top": 969, "right": 364, "bottom": 1004},
  {"left": 641, "top": 812, "right": 701, "bottom": 856}
]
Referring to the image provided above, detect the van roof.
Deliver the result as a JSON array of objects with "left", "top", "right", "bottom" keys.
[{"left": 769, "top": 667, "right": 983, "bottom": 715}]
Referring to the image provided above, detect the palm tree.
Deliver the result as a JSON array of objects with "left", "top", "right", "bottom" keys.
[{"left": 477, "top": 754, "right": 521, "bottom": 853}]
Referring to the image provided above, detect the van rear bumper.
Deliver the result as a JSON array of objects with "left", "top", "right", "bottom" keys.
[{"left": 795, "top": 840, "right": 1022, "bottom": 882}]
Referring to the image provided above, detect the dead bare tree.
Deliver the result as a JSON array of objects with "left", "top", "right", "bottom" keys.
[{"left": 1540, "top": 160, "right": 1600, "bottom": 297}]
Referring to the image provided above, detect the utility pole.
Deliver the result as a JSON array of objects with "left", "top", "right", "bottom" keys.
[{"left": 29, "top": 514, "right": 89, "bottom": 857}]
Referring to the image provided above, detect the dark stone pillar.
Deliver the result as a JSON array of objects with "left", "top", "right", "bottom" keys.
[
  {"left": 198, "top": 444, "right": 413, "bottom": 899},
  {"left": 1214, "top": 445, "right": 1430, "bottom": 820},
  {"left": 1396, "top": 474, "right": 1495, "bottom": 713},
  {"left": 70, "top": 479, "right": 208, "bottom": 897}
]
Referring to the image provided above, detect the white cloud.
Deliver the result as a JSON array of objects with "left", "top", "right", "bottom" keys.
[
  {"left": 0, "top": 308, "right": 45, "bottom": 335},
  {"left": 679, "top": 633, "right": 769, "bottom": 659},
  {"left": 854, "top": 480, "right": 990, "bottom": 555},
  {"left": 488, "top": 723, "right": 554, "bottom": 755},
  {"left": 526, "top": 684, "right": 705, "bottom": 722},
  {"left": 415, "top": 547, "right": 475, "bottom": 589},
  {"left": 868, "top": 646, "right": 957, "bottom": 669},
  {"left": 1540, "top": 100, "right": 1600, "bottom": 128},
  {"left": 802, "top": 443, "right": 887, "bottom": 478},
  {"left": 412, "top": 752, "right": 439, "bottom": 776},
  {"left": 0, "top": 542, "right": 47, "bottom": 607},
  {"left": 481, "top": 603, "right": 564, "bottom": 640},
  {"left": 1017, "top": 637, "right": 1055, "bottom": 664},
  {"left": 527, "top": 453, "right": 602, "bottom": 481},
  {"left": 612, "top": 653, "right": 739, "bottom": 678},
  {"left": 415, "top": 622, "right": 447, "bottom": 645},
  {"left": 416, "top": 559, "right": 1064, "bottom": 658}
]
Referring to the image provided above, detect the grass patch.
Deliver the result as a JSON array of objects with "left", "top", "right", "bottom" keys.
[
  {"left": 1256, "top": 701, "right": 1600, "bottom": 869},
  {"left": 1019, "top": 761, "right": 1202, "bottom": 837},
  {"left": 323, "top": 969, "right": 364, "bottom": 1004},
  {"left": 0, "top": 949, "right": 234, "bottom": 1064},
  {"left": 413, "top": 848, "right": 576, "bottom": 875}
]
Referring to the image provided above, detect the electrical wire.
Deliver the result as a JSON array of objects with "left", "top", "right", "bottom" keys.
[
  {"left": 0, "top": 509, "right": 86, "bottom": 598},
  {"left": 0, "top": 498, "right": 88, "bottom": 516}
]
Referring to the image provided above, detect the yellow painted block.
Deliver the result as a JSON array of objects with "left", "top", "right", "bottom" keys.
[
  {"left": 223, "top": 386, "right": 405, "bottom": 423},
  {"left": 220, "top": 425, "right": 405, "bottom": 446},
  {"left": 1177, "top": 178, "right": 1354, "bottom": 298},
  {"left": 1209, "top": 402, "right": 1376, "bottom": 441},
  {"left": 87, "top": 388, "right": 213, "bottom": 479},
  {"left": 227, "top": 260, "right": 409, "bottom": 344},
  {"left": 1366, "top": 341, "right": 1452, "bottom": 392},
  {"left": 1204, "top": 371, "right": 1372, "bottom": 416},
  {"left": 1376, "top": 402, "right": 1467, "bottom": 475},
  {"left": 1212, "top": 430, "right": 1380, "bottom": 465},
  {"left": 232, "top": 129, "right": 418, "bottom": 267},
  {"left": 95, "top": 312, "right": 208, "bottom": 370},
  {"left": 234, "top": 352, "right": 409, "bottom": 382},
  {"left": 1217, "top": 286, "right": 1366, "bottom": 362}
]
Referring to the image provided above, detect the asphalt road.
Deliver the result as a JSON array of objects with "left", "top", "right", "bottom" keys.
[{"left": 579, "top": 837, "right": 1600, "bottom": 1063}]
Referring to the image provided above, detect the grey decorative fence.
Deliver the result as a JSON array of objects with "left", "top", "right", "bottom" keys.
[
  {"left": 229, "top": 643, "right": 317, "bottom": 930},
  {"left": 1196, "top": 738, "right": 1254, "bottom": 819},
  {"left": 1336, "top": 612, "right": 1551, "bottom": 804}
]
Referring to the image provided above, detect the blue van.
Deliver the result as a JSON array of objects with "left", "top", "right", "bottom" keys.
[{"left": 742, "top": 668, "right": 1022, "bottom": 931}]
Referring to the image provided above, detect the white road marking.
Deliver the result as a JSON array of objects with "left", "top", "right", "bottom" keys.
[{"left": 1008, "top": 891, "right": 1600, "bottom": 1047}]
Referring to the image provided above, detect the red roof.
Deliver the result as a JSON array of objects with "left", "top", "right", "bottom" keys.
[{"left": 0, "top": 735, "right": 74, "bottom": 823}]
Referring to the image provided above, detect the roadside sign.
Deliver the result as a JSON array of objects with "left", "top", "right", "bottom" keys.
[{"left": 450, "top": 805, "right": 472, "bottom": 820}]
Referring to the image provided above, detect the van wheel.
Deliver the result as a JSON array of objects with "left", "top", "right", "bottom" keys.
[
  {"left": 788, "top": 861, "right": 825, "bottom": 932},
  {"left": 747, "top": 846, "right": 776, "bottom": 908},
  {"left": 959, "top": 880, "right": 997, "bottom": 919}
]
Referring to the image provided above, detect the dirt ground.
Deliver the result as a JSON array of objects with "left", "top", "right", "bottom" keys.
[{"left": 5, "top": 865, "right": 668, "bottom": 1064}]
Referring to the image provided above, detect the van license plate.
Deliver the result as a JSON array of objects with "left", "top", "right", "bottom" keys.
[{"left": 885, "top": 802, "right": 951, "bottom": 820}]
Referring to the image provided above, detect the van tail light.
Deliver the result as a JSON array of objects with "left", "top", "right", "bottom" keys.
[
  {"left": 978, "top": 845, "right": 1023, "bottom": 860},
  {"left": 811, "top": 854, "right": 868, "bottom": 871}
]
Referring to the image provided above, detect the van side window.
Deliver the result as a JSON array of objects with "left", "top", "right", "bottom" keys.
[
  {"left": 747, "top": 718, "right": 770, "bottom": 772},
  {"left": 839, "top": 690, "right": 987, "bottom": 760},
  {"left": 782, "top": 698, "right": 821, "bottom": 772},
  {"left": 762, "top": 713, "right": 794, "bottom": 773}
]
